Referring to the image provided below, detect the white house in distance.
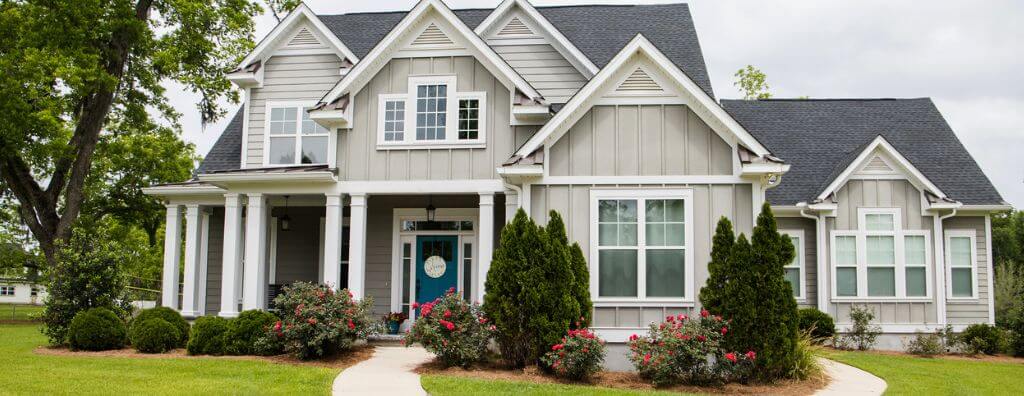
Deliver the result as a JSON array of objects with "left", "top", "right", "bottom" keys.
[
  {"left": 143, "top": 0, "right": 1009, "bottom": 361},
  {"left": 0, "top": 277, "right": 45, "bottom": 305}
]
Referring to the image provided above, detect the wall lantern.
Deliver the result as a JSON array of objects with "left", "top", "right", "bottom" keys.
[{"left": 280, "top": 195, "right": 292, "bottom": 231}]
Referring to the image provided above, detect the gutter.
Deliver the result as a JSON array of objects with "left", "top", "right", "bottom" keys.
[{"left": 797, "top": 202, "right": 829, "bottom": 312}]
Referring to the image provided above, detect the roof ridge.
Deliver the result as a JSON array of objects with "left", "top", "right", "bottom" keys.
[
  {"left": 723, "top": 98, "right": 930, "bottom": 102},
  {"left": 316, "top": 3, "right": 689, "bottom": 17}
]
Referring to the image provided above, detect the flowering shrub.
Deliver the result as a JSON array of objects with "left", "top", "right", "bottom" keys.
[
  {"left": 268, "top": 282, "right": 374, "bottom": 360},
  {"left": 404, "top": 287, "right": 495, "bottom": 368},
  {"left": 627, "top": 310, "right": 756, "bottom": 387},
  {"left": 541, "top": 328, "right": 605, "bottom": 380}
]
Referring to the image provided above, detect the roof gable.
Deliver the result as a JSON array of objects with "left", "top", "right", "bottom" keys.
[
  {"left": 819, "top": 135, "right": 948, "bottom": 203},
  {"left": 236, "top": 3, "right": 358, "bottom": 70}
]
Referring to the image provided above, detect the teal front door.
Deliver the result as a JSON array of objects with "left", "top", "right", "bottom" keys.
[{"left": 415, "top": 236, "right": 459, "bottom": 305}]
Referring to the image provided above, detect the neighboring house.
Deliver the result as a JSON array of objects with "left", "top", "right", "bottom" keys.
[
  {"left": 143, "top": 0, "right": 1008, "bottom": 363},
  {"left": 0, "top": 278, "right": 45, "bottom": 305}
]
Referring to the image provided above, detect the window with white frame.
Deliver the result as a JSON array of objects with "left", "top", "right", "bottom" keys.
[
  {"left": 266, "top": 105, "right": 329, "bottom": 165},
  {"left": 591, "top": 189, "right": 693, "bottom": 301},
  {"left": 377, "top": 76, "right": 486, "bottom": 147},
  {"left": 946, "top": 230, "right": 977, "bottom": 299},
  {"left": 781, "top": 230, "right": 805, "bottom": 299},
  {"left": 830, "top": 208, "right": 931, "bottom": 300},
  {"left": 0, "top": 286, "right": 13, "bottom": 296}
]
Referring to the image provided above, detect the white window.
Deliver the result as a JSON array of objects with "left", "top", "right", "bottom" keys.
[
  {"left": 265, "top": 103, "right": 329, "bottom": 166},
  {"left": 781, "top": 230, "right": 805, "bottom": 300},
  {"left": 377, "top": 76, "right": 486, "bottom": 148},
  {"left": 830, "top": 208, "right": 931, "bottom": 300},
  {"left": 945, "top": 230, "right": 977, "bottom": 299},
  {"left": 590, "top": 189, "right": 694, "bottom": 303},
  {"left": 0, "top": 286, "right": 14, "bottom": 296}
]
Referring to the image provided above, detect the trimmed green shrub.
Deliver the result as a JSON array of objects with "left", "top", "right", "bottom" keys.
[
  {"left": 959, "top": 324, "right": 1005, "bottom": 355},
  {"left": 798, "top": 308, "right": 836, "bottom": 341},
  {"left": 541, "top": 328, "right": 605, "bottom": 381},
  {"left": 187, "top": 316, "right": 230, "bottom": 356},
  {"left": 268, "top": 282, "right": 374, "bottom": 360},
  {"left": 224, "top": 310, "right": 278, "bottom": 355},
  {"left": 905, "top": 333, "right": 943, "bottom": 357},
  {"left": 404, "top": 288, "right": 495, "bottom": 368},
  {"left": 698, "top": 217, "right": 735, "bottom": 313},
  {"left": 836, "top": 305, "right": 881, "bottom": 351},
  {"left": 132, "top": 307, "right": 189, "bottom": 347},
  {"left": 131, "top": 318, "right": 181, "bottom": 353},
  {"left": 68, "top": 307, "right": 127, "bottom": 351}
]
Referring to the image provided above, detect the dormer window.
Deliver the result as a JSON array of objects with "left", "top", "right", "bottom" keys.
[
  {"left": 377, "top": 76, "right": 486, "bottom": 149},
  {"left": 266, "top": 102, "right": 329, "bottom": 166}
]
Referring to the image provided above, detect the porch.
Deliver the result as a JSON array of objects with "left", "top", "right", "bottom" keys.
[{"left": 160, "top": 192, "right": 515, "bottom": 320}]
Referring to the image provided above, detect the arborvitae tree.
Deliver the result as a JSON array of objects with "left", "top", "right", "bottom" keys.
[
  {"left": 699, "top": 217, "right": 736, "bottom": 312},
  {"left": 545, "top": 211, "right": 592, "bottom": 327},
  {"left": 532, "top": 211, "right": 583, "bottom": 354}
]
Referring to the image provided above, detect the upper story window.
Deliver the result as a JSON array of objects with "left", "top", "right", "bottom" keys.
[
  {"left": 830, "top": 208, "right": 931, "bottom": 300},
  {"left": 266, "top": 103, "right": 329, "bottom": 166},
  {"left": 377, "top": 76, "right": 486, "bottom": 149},
  {"left": 781, "top": 230, "right": 805, "bottom": 300},
  {"left": 945, "top": 230, "right": 978, "bottom": 299},
  {"left": 590, "top": 189, "right": 694, "bottom": 303}
]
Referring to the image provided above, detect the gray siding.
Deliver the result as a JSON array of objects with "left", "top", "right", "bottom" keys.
[
  {"left": 340, "top": 56, "right": 536, "bottom": 181},
  {"left": 271, "top": 207, "right": 323, "bottom": 285},
  {"left": 205, "top": 208, "right": 225, "bottom": 316},
  {"left": 548, "top": 105, "right": 733, "bottom": 177},
  {"left": 491, "top": 44, "right": 586, "bottom": 103},
  {"left": 246, "top": 53, "right": 344, "bottom": 167},
  {"left": 777, "top": 216, "right": 818, "bottom": 307},
  {"left": 529, "top": 183, "right": 754, "bottom": 328},
  {"left": 944, "top": 216, "right": 991, "bottom": 324}
]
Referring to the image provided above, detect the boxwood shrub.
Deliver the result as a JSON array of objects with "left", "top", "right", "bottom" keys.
[
  {"left": 797, "top": 308, "right": 836, "bottom": 341},
  {"left": 224, "top": 310, "right": 278, "bottom": 355},
  {"left": 187, "top": 316, "right": 230, "bottom": 356},
  {"left": 68, "top": 307, "right": 127, "bottom": 351},
  {"left": 132, "top": 307, "right": 189, "bottom": 347},
  {"left": 131, "top": 318, "right": 181, "bottom": 353}
]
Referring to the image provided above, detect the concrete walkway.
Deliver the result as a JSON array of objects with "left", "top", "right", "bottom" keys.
[
  {"left": 815, "top": 358, "right": 887, "bottom": 396},
  {"left": 332, "top": 346, "right": 433, "bottom": 396}
]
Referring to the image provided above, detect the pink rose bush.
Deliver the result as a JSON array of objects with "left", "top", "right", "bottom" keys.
[
  {"left": 540, "top": 328, "right": 605, "bottom": 380},
  {"left": 268, "top": 282, "right": 374, "bottom": 360},
  {"left": 627, "top": 310, "right": 756, "bottom": 387},
  {"left": 404, "top": 288, "right": 495, "bottom": 367}
]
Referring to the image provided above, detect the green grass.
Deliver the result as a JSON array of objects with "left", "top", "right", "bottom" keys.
[
  {"left": 0, "top": 304, "right": 44, "bottom": 322},
  {"left": 421, "top": 375, "right": 690, "bottom": 396},
  {"left": 827, "top": 350, "right": 1024, "bottom": 395},
  {"left": 0, "top": 324, "right": 338, "bottom": 395}
]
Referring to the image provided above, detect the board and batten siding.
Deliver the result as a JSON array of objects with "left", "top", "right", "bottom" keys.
[
  {"left": 204, "top": 208, "right": 225, "bottom": 316},
  {"left": 490, "top": 44, "right": 586, "bottom": 103},
  {"left": 245, "top": 53, "right": 344, "bottom": 168},
  {"left": 528, "top": 184, "right": 754, "bottom": 328},
  {"left": 825, "top": 179, "right": 938, "bottom": 324},
  {"left": 271, "top": 207, "right": 323, "bottom": 285},
  {"left": 943, "top": 216, "right": 991, "bottom": 324},
  {"left": 777, "top": 216, "right": 818, "bottom": 308},
  {"left": 548, "top": 105, "right": 734, "bottom": 177},
  {"left": 339, "top": 56, "right": 537, "bottom": 181}
]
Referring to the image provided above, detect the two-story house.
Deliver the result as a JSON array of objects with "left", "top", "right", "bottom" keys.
[{"left": 144, "top": 0, "right": 1009, "bottom": 363}]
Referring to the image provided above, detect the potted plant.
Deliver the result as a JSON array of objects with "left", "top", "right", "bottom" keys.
[{"left": 383, "top": 311, "right": 408, "bottom": 335}]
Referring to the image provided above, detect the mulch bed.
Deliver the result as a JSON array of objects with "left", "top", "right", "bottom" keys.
[
  {"left": 415, "top": 359, "right": 828, "bottom": 395},
  {"left": 35, "top": 344, "right": 376, "bottom": 369}
]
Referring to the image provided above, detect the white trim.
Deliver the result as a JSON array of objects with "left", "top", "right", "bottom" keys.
[
  {"left": 262, "top": 100, "right": 330, "bottom": 167},
  {"left": 945, "top": 229, "right": 979, "bottom": 300},
  {"left": 818, "top": 136, "right": 948, "bottom": 202},
  {"left": 474, "top": 0, "right": 599, "bottom": 78},
  {"left": 199, "top": 172, "right": 337, "bottom": 184},
  {"left": 536, "top": 175, "right": 749, "bottom": 186},
  {"left": 142, "top": 184, "right": 226, "bottom": 196},
  {"left": 985, "top": 215, "right": 995, "bottom": 324},
  {"left": 780, "top": 229, "right": 807, "bottom": 302},
  {"left": 336, "top": 179, "right": 505, "bottom": 194},
  {"left": 269, "top": 217, "right": 278, "bottom": 285},
  {"left": 198, "top": 211, "right": 210, "bottom": 315},
  {"left": 374, "top": 75, "right": 488, "bottom": 149},
  {"left": 589, "top": 189, "right": 695, "bottom": 304},
  {"left": 515, "top": 35, "right": 770, "bottom": 161},
  {"left": 235, "top": 4, "right": 357, "bottom": 72},
  {"left": 240, "top": 88, "right": 252, "bottom": 169},
  {"left": 320, "top": 0, "right": 541, "bottom": 107},
  {"left": 837, "top": 323, "right": 972, "bottom": 334}
]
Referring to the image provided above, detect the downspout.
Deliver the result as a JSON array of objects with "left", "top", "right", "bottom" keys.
[
  {"left": 798, "top": 203, "right": 828, "bottom": 312},
  {"left": 935, "top": 207, "right": 958, "bottom": 327}
]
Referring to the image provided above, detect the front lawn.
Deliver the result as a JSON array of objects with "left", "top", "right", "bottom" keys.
[
  {"left": 421, "top": 375, "right": 688, "bottom": 396},
  {"left": 827, "top": 350, "right": 1024, "bottom": 395},
  {"left": 0, "top": 324, "right": 338, "bottom": 395}
]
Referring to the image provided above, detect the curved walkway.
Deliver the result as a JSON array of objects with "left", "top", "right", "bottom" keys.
[
  {"left": 815, "top": 358, "right": 887, "bottom": 396},
  {"left": 332, "top": 346, "right": 432, "bottom": 395}
]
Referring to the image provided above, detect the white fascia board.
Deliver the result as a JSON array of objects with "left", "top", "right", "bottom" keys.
[
  {"left": 740, "top": 162, "right": 791, "bottom": 175},
  {"left": 495, "top": 165, "right": 543, "bottom": 176},
  {"left": 319, "top": 0, "right": 542, "bottom": 107},
  {"left": 474, "top": 0, "right": 599, "bottom": 78},
  {"left": 198, "top": 171, "right": 337, "bottom": 184},
  {"left": 235, "top": 3, "right": 358, "bottom": 72},
  {"left": 307, "top": 109, "right": 349, "bottom": 128},
  {"left": 514, "top": 35, "right": 771, "bottom": 159},
  {"left": 817, "top": 135, "right": 947, "bottom": 202},
  {"left": 142, "top": 185, "right": 226, "bottom": 196},
  {"left": 957, "top": 204, "right": 1014, "bottom": 212},
  {"left": 226, "top": 70, "right": 261, "bottom": 88}
]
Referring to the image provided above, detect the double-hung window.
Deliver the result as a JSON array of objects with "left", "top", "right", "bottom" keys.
[
  {"left": 377, "top": 76, "right": 486, "bottom": 148},
  {"left": 266, "top": 104, "right": 329, "bottom": 166},
  {"left": 830, "top": 208, "right": 931, "bottom": 300},
  {"left": 781, "top": 230, "right": 805, "bottom": 300},
  {"left": 591, "top": 189, "right": 693, "bottom": 303},
  {"left": 945, "top": 230, "right": 977, "bottom": 299},
  {"left": 0, "top": 286, "right": 13, "bottom": 296}
]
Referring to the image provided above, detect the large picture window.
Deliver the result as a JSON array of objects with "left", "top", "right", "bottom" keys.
[
  {"left": 591, "top": 189, "right": 693, "bottom": 303},
  {"left": 830, "top": 208, "right": 931, "bottom": 300},
  {"left": 945, "top": 230, "right": 977, "bottom": 299},
  {"left": 377, "top": 76, "right": 486, "bottom": 148},
  {"left": 266, "top": 104, "right": 329, "bottom": 166}
]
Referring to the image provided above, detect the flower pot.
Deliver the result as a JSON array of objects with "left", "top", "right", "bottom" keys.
[{"left": 388, "top": 320, "right": 401, "bottom": 334}]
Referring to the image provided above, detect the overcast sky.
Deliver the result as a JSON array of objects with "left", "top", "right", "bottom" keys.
[{"left": 167, "top": 0, "right": 1024, "bottom": 208}]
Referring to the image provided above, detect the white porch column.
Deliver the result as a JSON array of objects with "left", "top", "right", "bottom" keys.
[
  {"left": 180, "top": 204, "right": 203, "bottom": 317},
  {"left": 322, "top": 193, "right": 343, "bottom": 289},
  {"left": 477, "top": 193, "right": 495, "bottom": 302},
  {"left": 243, "top": 193, "right": 268, "bottom": 310},
  {"left": 219, "top": 194, "right": 244, "bottom": 317},
  {"left": 161, "top": 204, "right": 183, "bottom": 310},
  {"left": 347, "top": 193, "right": 368, "bottom": 298},
  {"left": 504, "top": 191, "right": 519, "bottom": 224}
]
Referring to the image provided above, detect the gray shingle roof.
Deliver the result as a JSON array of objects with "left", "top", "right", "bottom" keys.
[
  {"left": 721, "top": 98, "right": 1005, "bottom": 206},
  {"left": 195, "top": 108, "right": 243, "bottom": 175}
]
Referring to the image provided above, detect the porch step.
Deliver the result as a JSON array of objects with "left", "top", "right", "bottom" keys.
[{"left": 368, "top": 333, "right": 405, "bottom": 345}]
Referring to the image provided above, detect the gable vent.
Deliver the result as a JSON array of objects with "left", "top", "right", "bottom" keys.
[
  {"left": 497, "top": 17, "right": 534, "bottom": 36},
  {"left": 287, "top": 28, "right": 320, "bottom": 46},
  {"left": 412, "top": 23, "right": 453, "bottom": 46},
  {"left": 617, "top": 68, "right": 662, "bottom": 92},
  {"left": 862, "top": 155, "right": 894, "bottom": 173}
]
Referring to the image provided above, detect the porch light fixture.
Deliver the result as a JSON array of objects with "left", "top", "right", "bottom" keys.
[
  {"left": 426, "top": 196, "right": 437, "bottom": 223},
  {"left": 280, "top": 195, "right": 292, "bottom": 231}
]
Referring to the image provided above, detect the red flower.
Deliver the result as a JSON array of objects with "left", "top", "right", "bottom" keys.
[
  {"left": 643, "top": 353, "right": 652, "bottom": 365},
  {"left": 447, "top": 287, "right": 456, "bottom": 295},
  {"left": 552, "top": 344, "right": 563, "bottom": 351},
  {"left": 700, "top": 309, "right": 709, "bottom": 318},
  {"left": 347, "top": 290, "right": 353, "bottom": 298},
  {"left": 307, "top": 318, "right": 318, "bottom": 325},
  {"left": 745, "top": 350, "right": 757, "bottom": 360},
  {"left": 273, "top": 321, "right": 282, "bottom": 331},
  {"left": 478, "top": 317, "right": 488, "bottom": 324},
  {"left": 666, "top": 315, "right": 675, "bottom": 323},
  {"left": 725, "top": 352, "right": 737, "bottom": 363},
  {"left": 411, "top": 302, "right": 420, "bottom": 309},
  {"left": 721, "top": 326, "right": 728, "bottom": 335},
  {"left": 682, "top": 334, "right": 691, "bottom": 341},
  {"left": 629, "top": 334, "right": 639, "bottom": 342},
  {"left": 443, "top": 310, "right": 452, "bottom": 318},
  {"left": 697, "top": 335, "right": 706, "bottom": 342},
  {"left": 678, "top": 314, "right": 688, "bottom": 321},
  {"left": 347, "top": 320, "right": 355, "bottom": 330},
  {"left": 444, "top": 321, "right": 455, "bottom": 331}
]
